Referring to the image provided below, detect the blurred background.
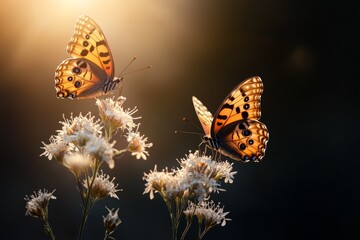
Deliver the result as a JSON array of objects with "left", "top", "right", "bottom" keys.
[{"left": 1, "top": 0, "right": 359, "bottom": 239}]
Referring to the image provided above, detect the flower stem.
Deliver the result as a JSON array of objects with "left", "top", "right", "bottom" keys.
[
  {"left": 77, "top": 177, "right": 85, "bottom": 205},
  {"left": 180, "top": 204, "right": 195, "bottom": 240},
  {"left": 114, "top": 149, "right": 128, "bottom": 156},
  {"left": 77, "top": 160, "right": 100, "bottom": 240},
  {"left": 200, "top": 226, "right": 213, "bottom": 239},
  {"left": 43, "top": 214, "right": 55, "bottom": 240},
  {"left": 161, "top": 193, "right": 177, "bottom": 240},
  {"left": 197, "top": 219, "right": 202, "bottom": 240},
  {"left": 180, "top": 220, "right": 192, "bottom": 240}
]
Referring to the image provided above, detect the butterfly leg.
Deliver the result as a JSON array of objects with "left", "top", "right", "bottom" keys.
[
  {"left": 217, "top": 150, "right": 222, "bottom": 162},
  {"left": 214, "top": 150, "right": 219, "bottom": 161},
  {"left": 208, "top": 146, "right": 217, "bottom": 160},
  {"left": 198, "top": 140, "right": 208, "bottom": 157},
  {"left": 117, "top": 77, "right": 124, "bottom": 98}
]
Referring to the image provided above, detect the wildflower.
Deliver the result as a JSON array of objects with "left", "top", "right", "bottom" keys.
[
  {"left": 85, "top": 136, "right": 116, "bottom": 168},
  {"left": 57, "top": 113, "right": 102, "bottom": 147},
  {"left": 40, "top": 135, "right": 72, "bottom": 163},
  {"left": 143, "top": 166, "right": 187, "bottom": 200},
  {"left": 25, "top": 189, "right": 56, "bottom": 239},
  {"left": 96, "top": 96, "right": 139, "bottom": 134},
  {"left": 181, "top": 172, "right": 220, "bottom": 202},
  {"left": 103, "top": 207, "right": 122, "bottom": 236},
  {"left": 144, "top": 151, "right": 235, "bottom": 239},
  {"left": 183, "top": 200, "right": 196, "bottom": 222},
  {"left": 176, "top": 151, "right": 236, "bottom": 202},
  {"left": 214, "top": 161, "right": 237, "bottom": 183},
  {"left": 127, "top": 127, "right": 153, "bottom": 160},
  {"left": 63, "top": 152, "right": 90, "bottom": 176},
  {"left": 194, "top": 200, "right": 231, "bottom": 227},
  {"left": 143, "top": 166, "right": 173, "bottom": 200},
  {"left": 179, "top": 151, "right": 236, "bottom": 186},
  {"left": 25, "top": 189, "right": 56, "bottom": 220},
  {"left": 83, "top": 170, "right": 120, "bottom": 200}
]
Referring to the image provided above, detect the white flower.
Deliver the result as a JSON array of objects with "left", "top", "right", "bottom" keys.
[
  {"left": 103, "top": 207, "right": 122, "bottom": 235},
  {"left": 188, "top": 200, "right": 231, "bottom": 227},
  {"left": 143, "top": 166, "right": 171, "bottom": 199},
  {"left": 25, "top": 189, "right": 56, "bottom": 220},
  {"left": 143, "top": 166, "right": 187, "bottom": 200},
  {"left": 127, "top": 128, "right": 153, "bottom": 160},
  {"left": 85, "top": 136, "right": 116, "bottom": 168},
  {"left": 57, "top": 113, "right": 102, "bottom": 147},
  {"left": 143, "top": 151, "right": 234, "bottom": 203},
  {"left": 183, "top": 200, "right": 196, "bottom": 222},
  {"left": 96, "top": 97, "right": 139, "bottom": 132},
  {"left": 214, "top": 161, "right": 237, "bottom": 183},
  {"left": 176, "top": 151, "right": 236, "bottom": 201},
  {"left": 40, "top": 135, "right": 71, "bottom": 162},
  {"left": 179, "top": 151, "right": 236, "bottom": 184},
  {"left": 83, "top": 170, "right": 120, "bottom": 200}
]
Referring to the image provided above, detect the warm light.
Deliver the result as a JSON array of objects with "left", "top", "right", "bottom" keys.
[{"left": 63, "top": 152, "right": 90, "bottom": 176}]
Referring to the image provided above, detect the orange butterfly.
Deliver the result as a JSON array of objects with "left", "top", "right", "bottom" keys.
[
  {"left": 55, "top": 15, "right": 122, "bottom": 99},
  {"left": 192, "top": 76, "right": 269, "bottom": 162}
]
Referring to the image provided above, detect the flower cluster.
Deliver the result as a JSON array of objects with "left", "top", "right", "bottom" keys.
[
  {"left": 144, "top": 151, "right": 236, "bottom": 202},
  {"left": 184, "top": 200, "right": 231, "bottom": 227},
  {"left": 41, "top": 97, "right": 152, "bottom": 171},
  {"left": 83, "top": 170, "right": 121, "bottom": 200},
  {"left": 34, "top": 96, "right": 152, "bottom": 239},
  {"left": 95, "top": 96, "right": 139, "bottom": 135},
  {"left": 41, "top": 112, "right": 115, "bottom": 169},
  {"left": 143, "top": 150, "right": 236, "bottom": 239}
]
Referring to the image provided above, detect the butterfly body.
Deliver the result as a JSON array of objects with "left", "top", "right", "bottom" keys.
[
  {"left": 55, "top": 15, "right": 121, "bottom": 99},
  {"left": 193, "top": 76, "right": 269, "bottom": 162}
]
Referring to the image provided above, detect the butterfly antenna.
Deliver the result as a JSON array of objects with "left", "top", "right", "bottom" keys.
[
  {"left": 118, "top": 56, "right": 152, "bottom": 77},
  {"left": 118, "top": 56, "right": 137, "bottom": 77},
  {"left": 174, "top": 130, "right": 203, "bottom": 136},
  {"left": 122, "top": 65, "right": 152, "bottom": 76},
  {"left": 182, "top": 117, "right": 202, "bottom": 131}
]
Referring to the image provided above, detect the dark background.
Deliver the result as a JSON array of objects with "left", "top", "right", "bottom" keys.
[{"left": 1, "top": 0, "right": 359, "bottom": 239}]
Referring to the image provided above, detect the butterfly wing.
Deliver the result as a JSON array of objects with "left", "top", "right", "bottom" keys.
[
  {"left": 211, "top": 76, "right": 263, "bottom": 135},
  {"left": 217, "top": 119, "right": 269, "bottom": 162},
  {"left": 192, "top": 96, "right": 213, "bottom": 136},
  {"left": 67, "top": 15, "right": 115, "bottom": 79},
  {"left": 55, "top": 58, "right": 109, "bottom": 99},
  {"left": 212, "top": 76, "right": 269, "bottom": 161}
]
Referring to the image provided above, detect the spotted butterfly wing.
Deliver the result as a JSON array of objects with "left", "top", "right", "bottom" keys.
[
  {"left": 55, "top": 15, "right": 121, "bottom": 99},
  {"left": 193, "top": 76, "right": 269, "bottom": 162}
]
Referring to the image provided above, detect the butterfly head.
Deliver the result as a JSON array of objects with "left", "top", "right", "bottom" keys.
[
  {"left": 113, "top": 76, "right": 124, "bottom": 86},
  {"left": 102, "top": 77, "right": 124, "bottom": 95},
  {"left": 202, "top": 135, "right": 220, "bottom": 150}
]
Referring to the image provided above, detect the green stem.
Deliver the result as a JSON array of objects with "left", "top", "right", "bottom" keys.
[
  {"left": 180, "top": 220, "right": 192, "bottom": 240},
  {"left": 200, "top": 225, "right": 213, "bottom": 239},
  {"left": 114, "top": 149, "right": 128, "bottom": 156},
  {"left": 43, "top": 207, "right": 55, "bottom": 240},
  {"left": 161, "top": 193, "right": 177, "bottom": 240},
  {"left": 197, "top": 219, "right": 202, "bottom": 240},
  {"left": 180, "top": 204, "right": 195, "bottom": 240},
  {"left": 77, "top": 160, "right": 100, "bottom": 240},
  {"left": 77, "top": 177, "right": 85, "bottom": 205},
  {"left": 44, "top": 219, "right": 55, "bottom": 239},
  {"left": 104, "top": 125, "right": 111, "bottom": 141}
]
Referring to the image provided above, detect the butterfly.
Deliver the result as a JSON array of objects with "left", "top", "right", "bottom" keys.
[
  {"left": 192, "top": 76, "right": 269, "bottom": 162},
  {"left": 55, "top": 15, "right": 122, "bottom": 99}
]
